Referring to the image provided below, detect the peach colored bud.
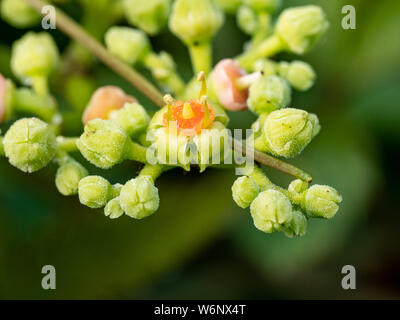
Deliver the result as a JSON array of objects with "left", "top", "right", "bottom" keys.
[
  {"left": 212, "top": 59, "right": 249, "bottom": 111},
  {"left": 82, "top": 86, "right": 136, "bottom": 125}
]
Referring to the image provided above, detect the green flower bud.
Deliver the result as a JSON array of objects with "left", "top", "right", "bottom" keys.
[
  {"left": 11, "top": 32, "right": 59, "bottom": 83},
  {"left": 56, "top": 160, "right": 89, "bottom": 196},
  {"left": 104, "top": 197, "right": 125, "bottom": 219},
  {"left": 193, "top": 121, "right": 229, "bottom": 172},
  {"left": 254, "top": 59, "right": 277, "bottom": 76},
  {"left": 123, "top": 0, "right": 171, "bottom": 35},
  {"left": 3, "top": 118, "right": 56, "bottom": 173},
  {"left": 105, "top": 27, "right": 150, "bottom": 65},
  {"left": 279, "top": 61, "right": 316, "bottom": 91},
  {"left": 77, "top": 119, "right": 130, "bottom": 169},
  {"left": 1, "top": 0, "right": 40, "bottom": 28},
  {"left": 237, "top": 6, "right": 258, "bottom": 35},
  {"left": 250, "top": 189, "right": 293, "bottom": 233},
  {"left": 214, "top": 0, "right": 241, "bottom": 13},
  {"left": 283, "top": 210, "right": 307, "bottom": 238},
  {"left": 288, "top": 179, "right": 308, "bottom": 195},
  {"left": 232, "top": 176, "right": 260, "bottom": 209},
  {"left": 305, "top": 185, "right": 342, "bottom": 219},
  {"left": 244, "top": 0, "right": 281, "bottom": 13},
  {"left": 78, "top": 176, "right": 113, "bottom": 209},
  {"left": 110, "top": 102, "right": 150, "bottom": 137},
  {"left": 247, "top": 75, "right": 291, "bottom": 115},
  {"left": 262, "top": 108, "right": 320, "bottom": 158},
  {"left": 120, "top": 176, "right": 159, "bottom": 219},
  {"left": 169, "top": 0, "right": 224, "bottom": 45},
  {"left": 275, "top": 5, "right": 329, "bottom": 55}
]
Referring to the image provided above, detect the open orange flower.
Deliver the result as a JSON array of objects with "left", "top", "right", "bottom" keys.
[{"left": 163, "top": 99, "right": 215, "bottom": 136}]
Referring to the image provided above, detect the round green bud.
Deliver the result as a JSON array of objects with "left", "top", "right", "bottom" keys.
[
  {"left": 244, "top": 0, "right": 281, "bottom": 13},
  {"left": 123, "top": 0, "right": 171, "bottom": 35},
  {"left": 288, "top": 179, "right": 308, "bottom": 195},
  {"left": 262, "top": 108, "right": 320, "bottom": 158},
  {"left": 11, "top": 32, "right": 59, "bottom": 83},
  {"left": 104, "top": 197, "right": 125, "bottom": 219},
  {"left": 1, "top": 0, "right": 40, "bottom": 28},
  {"left": 55, "top": 160, "right": 89, "bottom": 196},
  {"left": 237, "top": 6, "right": 258, "bottom": 35},
  {"left": 77, "top": 119, "right": 130, "bottom": 169},
  {"left": 279, "top": 61, "right": 316, "bottom": 91},
  {"left": 232, "top": 176, "right": 260, "bottom": 209},
  {"left": 214, "top": 0, "right": 242, "bottom": 13},
  {"left": 305, "top": 185, "right": 342, "bottom": 219},
  {"left": 78, "top": 176, "right": 113, "bottom": 209},
  {"left": 120, "top": 176, "right": 159, "bottom": 219},
  {"left": 169, "top": 0, "right": 224, "bottom": 45},
  {"left": 275, "top": 5, "right": 329, "bottom": 55},
  {"left": 3, "top": 118, "right": 56, "bottom": 173},
  {"left": 250, "top": 189, "right": 293, "bottom": 233},
  {"left": 105, "top": 26, "right": 150, "bottom": 65},
  {"left": 247, "top": 75, "right": 291, "bottom": 116},
  {"left": 283, "top": 210, "right": 307, "bottom": 238},
  {"left": 110, "top": 102, "right": 150, "bottom": 137},
  {"left": 254, "top": 59, "right": 277, "bottom": 77}
]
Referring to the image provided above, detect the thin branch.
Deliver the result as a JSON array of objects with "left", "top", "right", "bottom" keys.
[
  {"left": 26, "top": 0, "right": 312, "bottom": 182},
  {"left": 25, "top": 0, "right": 165, "bottom": 108}
]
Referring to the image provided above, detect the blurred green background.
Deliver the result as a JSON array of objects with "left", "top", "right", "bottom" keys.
[{"left": 0, "top": 0, "right": 399, "bottom": 299}]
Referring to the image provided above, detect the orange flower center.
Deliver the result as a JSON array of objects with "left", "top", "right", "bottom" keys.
[{"left": 163, "top": 99, "right": 215, "bottom": 136}]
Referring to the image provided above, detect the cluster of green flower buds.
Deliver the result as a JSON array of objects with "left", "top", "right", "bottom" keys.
[
  {"left": 11, "top": 32, "right": 60, "bottom": 96},
  {"left": 232, "top": 168, "right": 342, "bottom": 237},
  {"left": 252, "top": 108, "right": 320, "bottom": 158},
  {"left": 123, "top": 0, "right": 171, "bottom": 35},
  {"left": 1, "top": 0, "right": 40, "bottom": 28},
  {"left": 254, "top": 59, "right": 316, "bottom": 92},
  {"left": 238, "top": 5, "right": 329, "bottom": 70},
  {"left": 105, "top": 26, "right": 184, "bottom": 94}
]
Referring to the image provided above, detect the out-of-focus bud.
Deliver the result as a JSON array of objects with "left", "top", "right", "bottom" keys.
[
  {"left": 275, "top": 5, "right": 329, "bottom": 55},
  {"left": 3, "top": 118, "right": 56, "bottom": 173},
  {"left": 262, "top": 108, "right": 320, "bottom": 158},
  {"left": 288, "top": 179, "right": 308, "bottom": 195},
  {"left": 283, "top": 210, "right": 307, "bottom": 238},
  {"left": 77, "top": 119, "right": 130, "bottom": 169},
  {"left": 78, "top": 176, "right": 113, "bottom": 209},
  {"left": 237, "top": 5, "right": 258, "bottom": 35},
  {"left": 305, "top": 185, "right": 342, "bottom": 219},
  {"left": 104, "top": 197, "right": 125, "bottom": 219},
  {"left": 232, "top": 176, "right": 260, "bottom": 209},
  {"left": 279, "top": 61, "right": 316, "bottom": 91},
  {"left": 0, "top": 74, "right": 14, "bottom": 123},
  {"left": 123, "top": 0, "right": 171, "bottom": 35},
  {"left": 82, "top": 86, "right": 136, "bottom": 125},
  {"left": 244, "top": 0, "right": 281, "bottom": 13},
  {"left": 169, "top": 0, "right": 224, "bottom": 45},
  {"left": 105, "top": 26, "right": 150, "bottom": 65},
  {"left": 250, "top": 189, "right": 293, "bottom": 233},
  {"left": 212, "top": 59, "right": 249, "bottom": 111},
  {"left": 11, "top": 32, "right": 59, "bottom": 88},
  {"left": 247, "top": 75, "right": 291, "bottom": 115},
  {"left": 110, "top": 102, "right": 150, "bottom": 137},
  {"left": 56, "top": 160, "right": 89, "bottom": 196},
  {"left": 119, "top": 176, "right": 160, "bottom": 219},
  {"left": 1, "top": 0, "right": 40, "bottom": 28},
  {"left": 215, "top": 0, "right": 242, "bottom": 14},
  {"left": 254, "top": 59, "right": 277, "bottom": 76}
]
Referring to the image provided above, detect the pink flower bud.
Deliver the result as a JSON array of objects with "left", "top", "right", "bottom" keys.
[
  {"left": 212, "top": 59, "right": 248, "bottom": 111},
  {"left": 82, "top": 86, "right": 136, "bottom": 125}
]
